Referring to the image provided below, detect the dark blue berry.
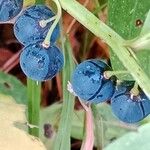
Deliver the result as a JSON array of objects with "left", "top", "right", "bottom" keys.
[
  {"left": 0, "top": 0, "right": 23, "bottom": 21},
  {"left": 71, "top": 59, "right": 115, "bottom": 104},
  {"left": 111, "top": 82, "right": 150, "bottom": 123},
  {"left": 14, "top": 5, "right": 60, "bottom": 45},
  {"left": 20, "top": 41, "right": 64, "bottom": 81}
]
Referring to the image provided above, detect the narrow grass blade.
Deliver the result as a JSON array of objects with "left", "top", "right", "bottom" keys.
[{"left": 53, "top": 33, "right": 75, "bottom": 150}]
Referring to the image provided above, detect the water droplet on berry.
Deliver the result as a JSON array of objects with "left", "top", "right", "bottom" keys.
[{"left": 86, "top": 65, "right": 91, "bottom": 69}]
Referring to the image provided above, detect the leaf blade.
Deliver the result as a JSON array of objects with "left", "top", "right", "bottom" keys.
[{"left": 108, "top": 0, "right": 150, "bottom": 80}]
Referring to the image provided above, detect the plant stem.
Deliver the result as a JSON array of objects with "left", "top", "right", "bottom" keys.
[
  {"left": 59, "top": 0, "right": 150, "bottom": 99},
  {"left": 81, "top": 105, "right": 94, "bottom": 150},
  {"left": 27, "top": 79, "right": 41, "bottom": 137}
]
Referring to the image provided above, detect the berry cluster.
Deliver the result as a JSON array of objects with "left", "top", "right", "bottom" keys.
[
  {"left": 14, "top": 5, "right": 63, "bottom": 81},
  {"left": 71, "top": 59, "right": 150, "bottom": 123},
  {"left": 0, "top": 1, "right": 64, "bottom": 81}
]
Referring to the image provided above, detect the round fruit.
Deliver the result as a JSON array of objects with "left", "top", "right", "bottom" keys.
[
  {"left": 0, "top": 0, "right": 23, "bottom": 22},
  {"left": 20, "top": 41, "right": 64, "bottom": 81},
  {"left": 71, "top": 59, "right": 115, "bottom": 104},
  {"left": 14, "top": 5, "right": 60, "bottom": 45},
  {"left": 111, "top": 82, "right": 150, "bottom": 123}
]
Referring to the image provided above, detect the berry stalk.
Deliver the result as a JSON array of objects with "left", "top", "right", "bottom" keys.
[
  {"left": 43, "top": 0, "right": 62, "bottom": 47},
  {"left": 104, "top": 70, "right": 129, "bottom": 79},
  {"left": 130, "top": 82, "right": 139, "bottom": 97},
  {"left": 39, "top": 15, "right": 57, "bottom": 28}
]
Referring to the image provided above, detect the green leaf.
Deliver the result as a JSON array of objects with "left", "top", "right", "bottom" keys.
[
  {"left": 40, "top": 103, "right": 62, "bottom": 150},
  {"left": 71, "top": 109, "right": 85, "bottom": 140},
  {"left": 0, "top": 71, "right": 27, "bottom": 104},
  {"left": 108, "top": 0, "right": 150, "bottom": 80},
  {"left": 104, "top": 123, "right": 150, "bottom": 150},
  {"left": 136, "top": 51, "right": 150, "bottom": 77},
  {"left": 39, "top": 103, "right": 84, "bottom": 149},
  {"left": 95, "top": 103, "right": 130, "bottom": 146},
  {"left": 40, "top": 102, "right": 84, "bottom": 149}
]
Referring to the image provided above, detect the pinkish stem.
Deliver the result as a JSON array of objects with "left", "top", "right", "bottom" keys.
[{"left": 81, "top": 104, "right": 94, "bottom": 150}]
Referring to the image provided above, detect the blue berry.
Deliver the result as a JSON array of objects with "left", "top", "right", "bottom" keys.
[
  {"left": 0, "top": 0, "right": 23, "bottom": 22},
  {"left": 20, "top": 41, "right": 64, "bottom": 81},
  {"left": 111, "top": 82, "right": 150, "bottom": 123},
  {"left": 14, "top": 5, "right": 60, "bottom": 45},
  {"left": 71, "top": 59, "right": 115, "bottom": 104}
]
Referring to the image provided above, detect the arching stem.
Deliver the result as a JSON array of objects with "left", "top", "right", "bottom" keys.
[{"left": 42, "top": 0, "right": 62, "bottom": 48}]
